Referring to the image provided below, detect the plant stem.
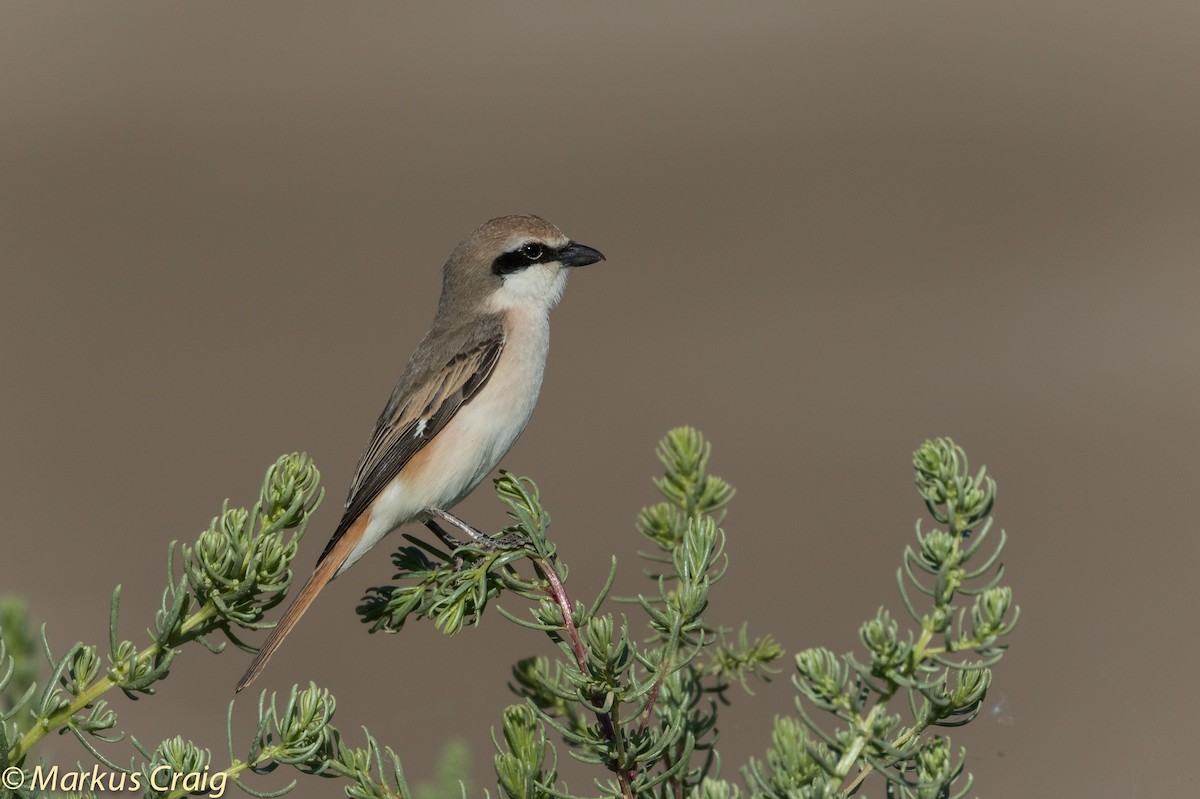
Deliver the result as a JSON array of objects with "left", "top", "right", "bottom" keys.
[
  {"left": 164, "top": 746, "right": 281, "bottom": 799},
  {"left": 535, "top": 558, "right": 589, "bottom": 674},
  {"left": 530, "top": 555, "right": 635, "bottom": 799},
  {"left": 13, "top": 670, "right": 118, "bottom": 762},
  {"left": 839, "top": 716, "right": 929, "bottom": 797},
  {"left": 636, "top": 620, "right": 681, "bottom": 736},
  {"left": 838, "top": 625, "right": 938, "bottom": 797},
  {"left": 8, "top": 601, "right": 218, "bottom": 765}
]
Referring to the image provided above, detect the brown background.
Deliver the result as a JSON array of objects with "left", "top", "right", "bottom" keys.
[{"left": 3, "top": 3, "right": 1198, "bottom": 796}]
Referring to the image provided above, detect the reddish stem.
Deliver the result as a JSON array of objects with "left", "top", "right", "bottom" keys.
[
  {"left": 532, "top": 556, "right": 635, "bottom": 799},
  {"left": 537, "top": 558, "right": 589, "bottom": 674},
  {"left": 637, "top": 660, "right": 671, "bottom": 736}
]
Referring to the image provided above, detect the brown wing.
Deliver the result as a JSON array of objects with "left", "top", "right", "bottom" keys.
[{"left": 316, "top": 334, "right": 503, "bottom": 565}]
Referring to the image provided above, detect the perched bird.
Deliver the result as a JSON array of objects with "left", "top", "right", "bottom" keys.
[{"left": 236, "top": 215, "right": 604, "bottom": 691}]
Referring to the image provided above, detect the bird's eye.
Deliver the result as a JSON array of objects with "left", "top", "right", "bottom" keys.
[
  {"left": 492, "top": 241, "right": 551, "bottom": 275},
  {"left": 519, "top": 242, "right": 545, "bottom": 261}
]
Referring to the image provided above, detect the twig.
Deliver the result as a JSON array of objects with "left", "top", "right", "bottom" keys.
[{"left": 530, "top": 555, "right": 635, "bottom": 799}]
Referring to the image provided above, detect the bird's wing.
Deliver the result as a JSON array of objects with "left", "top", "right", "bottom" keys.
[
  {"left": 238, "top": 327, "right": 503, "bottom": 692},
  {"left": 315, "top": 331, "right": 504, "bottom": 565}
]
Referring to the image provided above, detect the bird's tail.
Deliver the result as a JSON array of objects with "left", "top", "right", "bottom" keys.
[{"left": 235, "top": 516, "right": 365, "bottom": 692}]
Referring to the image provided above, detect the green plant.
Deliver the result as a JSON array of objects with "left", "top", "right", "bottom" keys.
[
  {"left": 736, "top": 438, "right": 1016, "bottom": 799},
  {"left": 360, "top": 428, "right": 781, "bottom": 799},
  {"left": 0, "top": 432, "right": 1016, "bottom": 799},
  {"left": 356, "top": 430, "right": 1015, "bottom": 799}
]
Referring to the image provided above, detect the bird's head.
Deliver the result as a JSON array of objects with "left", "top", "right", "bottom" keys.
[{"left": 440, "top": 214, "right": 605, "bottom": 316}]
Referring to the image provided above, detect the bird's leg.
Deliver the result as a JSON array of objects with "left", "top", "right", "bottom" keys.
[
  {"left": 426, "top": 507, "right": 532, "bottom": 551},
  {"left": 423, "top": 518, "right": 470, "bottom": 571},
  {"left": 424, "top": 518, "right": 466, "bottom": 551},
  {"left": 426, "top": 508, "right": 490, "bottom": 545}
]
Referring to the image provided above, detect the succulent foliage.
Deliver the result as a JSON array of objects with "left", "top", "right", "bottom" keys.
[{"left": 0, "top": 433, "right": 1015, "bottom": 799}]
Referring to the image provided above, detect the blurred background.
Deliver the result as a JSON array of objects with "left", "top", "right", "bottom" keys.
[{"left": 2, "top": 2, "right": 1198, "bottom": 796}]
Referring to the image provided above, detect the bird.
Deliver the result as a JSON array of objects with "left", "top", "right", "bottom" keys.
[{"left": 236, "top": 214, "right": 604, "bottom": 692}]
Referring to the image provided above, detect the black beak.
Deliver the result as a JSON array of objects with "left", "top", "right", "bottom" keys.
[{"left": 558, "top": 242, "right": 606, "bottom": 268}]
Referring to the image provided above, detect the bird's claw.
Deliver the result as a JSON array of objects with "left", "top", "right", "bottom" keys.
[{"left": 425, "top": 508, "right": 533, "bottom": 556}]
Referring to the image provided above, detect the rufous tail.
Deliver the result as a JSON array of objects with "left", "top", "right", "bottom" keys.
[{"left": 235, "top": 515, "right": 366, "bottom": 692}]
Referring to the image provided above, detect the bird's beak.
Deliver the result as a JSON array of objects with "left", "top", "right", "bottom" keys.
[{"left": 558, "top": 242, "right": 606, "bottom": 268}]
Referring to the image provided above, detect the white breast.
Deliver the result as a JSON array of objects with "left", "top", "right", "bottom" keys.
[
  {"left": 430, "top": 304, "right": 551, "bottom": 507},
  {"left": 339, "top": 305, "right": 552, "bottom": 574}
]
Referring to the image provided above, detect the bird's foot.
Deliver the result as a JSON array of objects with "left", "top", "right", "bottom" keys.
[
  {"left": 424, "top": 519, "right": 465, "bottom": 549},
  {"left": 426, "top": 508, "right": 533, "bottom": 553}
]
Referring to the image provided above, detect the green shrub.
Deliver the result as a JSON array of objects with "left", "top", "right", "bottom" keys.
[{"left": 0, "top": 430, "right": 1016, "bottom": 799}]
